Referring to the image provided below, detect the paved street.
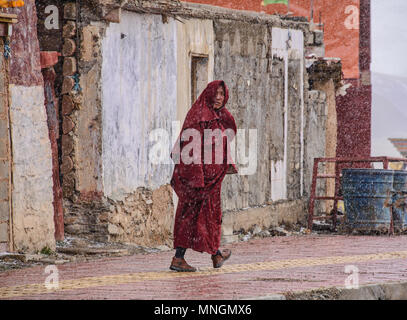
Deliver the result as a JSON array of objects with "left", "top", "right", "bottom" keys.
[{"left": 1, "top": 234, "right": 407, "bottom": 300}]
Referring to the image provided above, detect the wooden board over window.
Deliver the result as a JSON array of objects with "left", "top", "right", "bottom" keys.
[{"left": 191, "top": 55, "right": 209, "bottom": 104}]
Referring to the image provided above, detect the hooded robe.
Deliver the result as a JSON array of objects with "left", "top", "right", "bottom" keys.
[{"left": 170, "top": 80, "right": 238, "bottom": 255}]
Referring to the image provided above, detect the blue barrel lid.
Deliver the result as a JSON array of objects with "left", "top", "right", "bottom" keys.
[{"left": 342, "top": 168, "right": 395, "bottom": 174}]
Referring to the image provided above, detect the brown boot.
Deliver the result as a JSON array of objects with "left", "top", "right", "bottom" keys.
[
  {"left": 169, "top": 257, "right": 197, "bottom": 272},
  {"left": 211, "top": 249, "right": 232, "bottom": 268}
]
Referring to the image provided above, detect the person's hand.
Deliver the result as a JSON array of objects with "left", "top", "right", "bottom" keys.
[{"left": 226, "top": 164, "right": 237, "bottom": 174}]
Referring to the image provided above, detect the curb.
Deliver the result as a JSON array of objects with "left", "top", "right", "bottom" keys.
[
  {"left": 243, "top": 294, "right": 286, "bottom": 300},
  {"left": 244, "top": 281, "right": 407, "bottom": 300}
]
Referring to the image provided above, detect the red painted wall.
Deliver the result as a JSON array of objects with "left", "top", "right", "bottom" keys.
[
  {"left": 336, "top": 0, "right": 371, "bottom": 161},
  {"left": 3, "top": 0, "right": 43, "bottom": 86},
  {"left": 336, "top": 81, "right": 371, "bottom": 161},
  {"left": 182, "top": 0, "right": 360, "bottom": 79}
]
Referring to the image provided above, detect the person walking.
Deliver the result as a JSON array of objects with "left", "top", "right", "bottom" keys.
[{"left": 169, "top": 80, "right": 238, "bottom": 272}]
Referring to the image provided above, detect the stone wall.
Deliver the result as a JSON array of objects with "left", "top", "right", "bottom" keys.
[
  {"left": 213, "top": 21, "right": 307, "bottom": 210},
  {"left": 60, "top": 1, "right": 106, "bottom": 241},
  {"left": 212, "top": 20, "right": 313, "bottom": 235},
  {"left": 213, "top": 20, "right": 272, "bottom": 210}
]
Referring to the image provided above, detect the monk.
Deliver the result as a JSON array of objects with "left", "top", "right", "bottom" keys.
[{"left": 169, "top": 80, "right": 238, "bottom": 272}]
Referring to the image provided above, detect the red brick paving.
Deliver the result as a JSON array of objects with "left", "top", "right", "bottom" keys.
[{"left": 2, "top": 234, "right": 407, "bottom": 299}]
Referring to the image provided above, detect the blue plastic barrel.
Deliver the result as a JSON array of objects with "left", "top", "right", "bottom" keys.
[
  {"left": 341, "top": 169, "right": 394, "bottom": 231},
  {"left": 392, "top": 170, "right": 407, "bottom": 230}
]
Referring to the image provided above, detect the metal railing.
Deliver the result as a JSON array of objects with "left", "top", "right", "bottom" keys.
[{"left": 307, "top": 157, "right": 407, "bottom": 232}]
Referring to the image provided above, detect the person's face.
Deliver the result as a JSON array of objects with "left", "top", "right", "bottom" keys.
[{"left": 213, "top": 86, "right": 225, "bottom": 109}]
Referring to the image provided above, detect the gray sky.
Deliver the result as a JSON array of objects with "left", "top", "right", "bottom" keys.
[
  {"left": 371, "top": 0, "right": 407, "bottom": 77},
  {"left": 371, "top": 0, "right": 407, "bottom": 157}
]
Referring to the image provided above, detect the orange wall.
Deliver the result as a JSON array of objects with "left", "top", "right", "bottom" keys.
[{"left": 182, "top": 0, "right": 360, "bottom": 79}]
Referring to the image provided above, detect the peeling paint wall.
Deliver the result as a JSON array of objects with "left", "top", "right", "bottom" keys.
[
  {"left": 99, "top": 13, "right": 217, "bottom": 245},
  {"left": 102, "top": 12, "right": 177, "bottom": 200},
  {"left": 9, "top": 86, "right": 55, "bottom": 252},
  {"left": 5, "top": 0, "right": 55, "bottom": 253},
  {"left": 8, "top": 0, "right": 43, "bottom": 87},
  {"left": 98, "top": 12, "right": 180, "bottom": 245}
]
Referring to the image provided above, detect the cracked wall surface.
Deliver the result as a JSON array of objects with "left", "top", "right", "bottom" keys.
[{"left": 62, "top": 4, "right": 332, "bottom": 245}]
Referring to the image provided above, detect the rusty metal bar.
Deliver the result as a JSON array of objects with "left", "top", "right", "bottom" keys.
[
  {"left": 313, "top": 216, "right": 334, "bottom": 220},
  {"left": 308, "top": 158, "right": 319, "bottom": 230},
  {"left": 316, "top": 174, "right": 336, "bottom": 178},
  {"left": 383, "top": 159, "right": 389, "bottom": 169},
  {"left": 389, "top": 206, "right": 394, "bottom": 236},
  {"left": 315, "top": 196, "right": 343, "bottom": 200},
  {"left": 314, "top": 156, "right": 407, "bottom": 163},
  {"left": 332, "top": 161, "right": 341, "bottom": 229}
]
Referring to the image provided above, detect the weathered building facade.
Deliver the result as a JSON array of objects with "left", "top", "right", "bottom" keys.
[
  {"left": 1, "top": 0, "right": 55, "bottom": 253},
  {"left": 0, "top": 0, "right": 342, "bottom": 253},
  {"left": 57, "top": 1, "right": 337, "bottom": 246}
]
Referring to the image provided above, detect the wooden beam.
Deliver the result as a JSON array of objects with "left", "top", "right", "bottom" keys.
[{"left": 0, "top": 13, "right": 17, "bottom": 24}]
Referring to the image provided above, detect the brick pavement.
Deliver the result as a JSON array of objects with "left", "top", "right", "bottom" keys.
[{"left": 1, "top": 234, "right": 407, "bottom": 299}]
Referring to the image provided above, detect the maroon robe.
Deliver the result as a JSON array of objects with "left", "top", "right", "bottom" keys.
[{"left": 170, "top": 80, "right": 238, "bottom": 255}]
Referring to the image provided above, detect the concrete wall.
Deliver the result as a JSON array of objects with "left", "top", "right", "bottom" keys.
[
  {"left": 101, "top": 14, "right": 215, "bottom": 201},
  {"left": 313, "top": 79, "right": 337, "bottom": 211},
  {"left": 272, "top": 27, "right": 305, "bottom": 200},
  {"left": 303, "top": 90, "right": 327, "bottom": 212}
]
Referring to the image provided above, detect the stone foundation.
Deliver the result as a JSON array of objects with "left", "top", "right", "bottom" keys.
[
  {"left": 222, "top": 199, "right": 307, "bottom": 235},
  {"left": 64, "top": 185, "right": 175, "bottom": 247}
]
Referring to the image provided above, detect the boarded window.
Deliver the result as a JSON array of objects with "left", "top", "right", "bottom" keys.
[{"left": 191, "top": 55, "right": 208, "bottom": 104}]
